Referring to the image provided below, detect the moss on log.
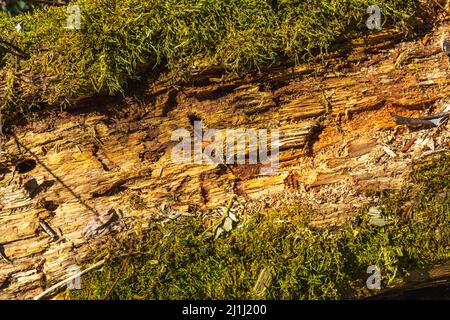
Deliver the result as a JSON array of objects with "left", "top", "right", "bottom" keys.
[{"left": 0, "top": 0, "right": 441, "bottom": 121}]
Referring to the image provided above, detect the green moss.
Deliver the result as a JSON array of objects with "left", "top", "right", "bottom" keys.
[
  {"left": 0, "top": 0, "right": 429, "bottom": 120},
  {"left": 68, "top": 152, "right": 449, "bottom": 300}
]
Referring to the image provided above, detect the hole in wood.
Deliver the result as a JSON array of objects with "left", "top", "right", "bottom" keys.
[
  {"left": 188, "top": 113, "right": 202, "bottom": 127},
  {"left": 41, "top": 200, "right": 59, "bottom": 212},
  {"left": 16, "top": 159, "right": 37, "bottom": 174}
]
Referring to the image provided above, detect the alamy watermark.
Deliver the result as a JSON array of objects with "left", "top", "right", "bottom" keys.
[
  {"left": 171, "top": 121, "right": 279, "bottom": 175},
  {"left": 366, "top": 5, "right": 381, "bottom": 30},
  {"left": 366, "top": 265, "right": 381, "bottom": 290},
  {"left": 66, "top": 265, "right": 82, "bottom": 290},
  {"left": 66, "top": 5, "right": 81, "bottom": 30}
]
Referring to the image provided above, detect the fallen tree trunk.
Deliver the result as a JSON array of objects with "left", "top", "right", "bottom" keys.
[{"left": 0, "top": 23, "right": 449, "bottom": 299}]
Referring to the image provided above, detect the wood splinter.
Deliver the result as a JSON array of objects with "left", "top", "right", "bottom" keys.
[
  {"left": 38, "top": 218, "right": 59, "bottom": 242},
  {"left": 390, "top": 112, "right": 449, "bottom": 127},
  {"left": 0, "top": 245, "right": 13, "bottom": 264}
]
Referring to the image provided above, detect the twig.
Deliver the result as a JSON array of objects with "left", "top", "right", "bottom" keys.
[
  {"left": 33, "top": 260, "right": 105, "bottom": 300},
  {"left": 38, "top": 218, "right": 59, "bottom": 242},
  {"left": 200, "top": 195, "right": 235, "bottom": 237},
  {"left": 0, "top": 38, "right": 29, "bottom": 59},
  {"left": 103, "top": 240, "right": 134, "bottom": 299},
  {"left": 0, "top": 245, "right": 13, "bottom": 264},
  {"left": 390, "top": 112, "right": 448, "bottom": 126},
  {"left": 399, "top": 137, "right": 416, "bottom": 153},
  {"left": 418, "top": 148, "right": 449, "bottom": 159},
  {"left": 432, "top": 0, "right": 450, "bottom": 17}
]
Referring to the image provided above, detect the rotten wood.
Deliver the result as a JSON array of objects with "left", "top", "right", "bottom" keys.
[{"left": 0, "top": 25, "right": 449, "bottom": 299}]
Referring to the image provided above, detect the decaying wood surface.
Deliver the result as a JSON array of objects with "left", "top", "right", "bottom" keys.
[{"left": 0, "top": 24, "right": 449, "bottom": 299}]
